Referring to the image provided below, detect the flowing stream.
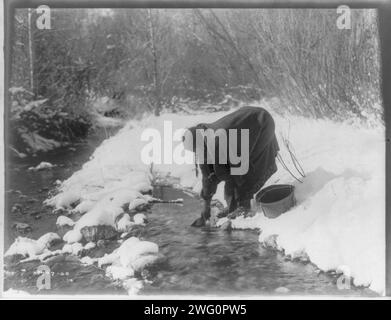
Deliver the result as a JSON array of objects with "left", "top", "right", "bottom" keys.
[{"left": 4, "top": 131, "right": 375, "bottom": 296}]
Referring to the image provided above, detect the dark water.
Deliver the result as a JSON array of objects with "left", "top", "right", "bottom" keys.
[
  {"left": 4, "top": 130, "right": 127, "bottom": 295},
  {"left": 142, "top": 187, "right": 374, "bottom": 296},
  {"left": 4, "top": 131, "right": 376, "bottom": 296},
  {"left": 5, "top": 130, "right": 116, "bottom": 249}
]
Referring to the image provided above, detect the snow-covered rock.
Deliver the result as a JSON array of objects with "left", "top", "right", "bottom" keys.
[
  {"left": 117, "top": 237, "right": 158, "bottom": 270},
  {"left": 5, "top": 233, "right": 61, "bottom": 259},
  {"left": 133, "top": 213, "right": 147, "bottom": 225},
  {"left": 219, "top": 219, "right": 232, "bottom": 231},
  {"left": 216, "top": 217, "right": 229, "bottom": 228},
  {"left": 28, "top": 161, "right": 55, "bottom": 171},
  {"left": 12, "top": 222, "right": 32, "bottom": 233},
  {"left": 105, "top": 265, "right": 134, "bottom": 280},
  {"left": 129, "top": 198, "right": 150, "bottom": 211},
  {"left": 84, "top": 242, "right": 96, "bottom": 251},
  {"left": 96, "top": 237, "right": 159, "bottom": 294},
  {"left": 275, "top": 287, "right": 290, "bottom": 294},
  {"left": 80, "top": 225, "right": 118, "bottom": 242},
  {"left": 63, "top": 229, "right": 83, "bottom": 244},
  {"left": 62, "top": 242, "right": 84, "bottom": 256},
  {"left": 5, "top": 237, "right": 46, "bottom": 258},
  {"left": 116, "top": 214, "right": 135, "bottom": 232},
  {"left": 37, "top": 232, "right": 61, "bottom": 248},
  {"left": 80, "top": 256, "right": 96, "bottom": 266},
  {"left": 72, "top": 200, "right": 95, "bottom": 214},
  {"left": 56, "top": 215, "right": 75, "bottom": 227},
  {"left": 94, "top": 113, "right": 124, "bottom": 128},
  {"left": 98, "top": 237, "right": 158, "bottom": 271},
  {"left": 123, "top": 278, "right": 144, "bottom": 295}
]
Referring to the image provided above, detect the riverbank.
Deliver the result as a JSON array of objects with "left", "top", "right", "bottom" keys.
[
  {"left": 4, "top": 104, "right": 383, "bottom": 296},
  {"left": 4, "top": 161, "right": 375, "bottom": 296},
  {"left": 43, "top": 103, "right": 384, "bottom": 294}
]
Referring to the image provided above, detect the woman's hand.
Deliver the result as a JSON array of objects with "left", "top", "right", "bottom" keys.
[
  {"left": 191, "top": 200, "right": 211, "bottom": 227},
  {"left": 201, "top": 201, "right": 211, "bottom": 220},
  {"left": 191, "top": 216, "right": 206, "bottom": 227}
]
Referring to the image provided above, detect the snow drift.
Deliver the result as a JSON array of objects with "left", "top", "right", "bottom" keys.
[
  {"left": 5, "top": 233, "right": 61, "bottom": 258},
  {"left": 98, "top": 237, "right": 159, "bottom": 295},
  {"left": 45, "top": 103, "right": 385, "bottom": 294}
]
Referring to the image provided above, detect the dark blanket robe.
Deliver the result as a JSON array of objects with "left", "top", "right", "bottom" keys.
[{"left": 191, "top": 106, "right": 279, "bottom": 205}]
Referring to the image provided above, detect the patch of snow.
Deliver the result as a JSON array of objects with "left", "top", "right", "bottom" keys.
[
  {"left": 129, "top": 197, "right": 149, "bottom": 211},
  {"left": 10, "top": 146, "right": 27, "bottom": 159},
  {"left": 20, "top": 249, "right": 63, "bottom": 263},
  {"left": 117, "top": 214, "right": 134, "bottom": 232},
  {"left": 96, "top": 237, "right": 158, "bottom": 294},
  {"left": 106, "top": 265, "right": 134, "bottom": 280},
  {"left": 98, "top": 252, "right": 119, "bottom": 268},
  {"left": 20, "top": 132, "right": 61, "bottom": 153},
  {"left": 133, "top": 213, "right": 147, "bottom": 225},
  {"left": 98, "top": 237, "right": 158, "bottom": 271},
  {"left": 51, "top": 183, "right": 153, "bottom": 246},
  {"left": 9, "top": 86, "right": 32, "bottom": 95},
  {"left": 56, "top": 215, "right": 75, "bottom": 227},
  {"left": 84, "top": 242, "right": 96, "bottom": 250},
  {"left": 80, "top": 256, "right": 96, "bottom": 266},
  {"left": 91, "top": 96, "right": 118, "bottom": 113},
  {"left": 12, "top": 222, "right": 31, "bottom": 232},
  {"left": 94, "top": 113, "right": 124, "bottom": 128},
  {"left": 3, "top": 289, "right": 30, "bottom": 297},
  {"left": 63, "top": 229, "right": 83, "bottom": 244},
  {"left": 47, "top": 188, "right": 81, "bottom": 209},
  {"left": 216, "top": 217, "right": 229, "bottom": 227},
  {"left": 275, "top": 287, "right": 290, "bottom": 294},
  {"left": 62, "top": 242, "right": 84, "bottom": 256},
  {"left": 5, "top": 234, "right": 62, "bottom": 262},
  {"left": 24, "top": 98, "right": 47, "bottom": 111},
  {"left": 37, "top": 232, "right": 61, "bottom": 248},
  {"left": 72, "top": 199, "right": 95, "bottom": 214},
  {"left": 5, "top": 237, "right": 46, "bottom": 257},
  {"left": 229, "top": 213, "right": 263, "bottom": 230},
  {"left": 28, "top": 161, "right": 55, "bottom": 171},
  {"left": 123, "top": 278, "right": 144, "bottom": 295}
]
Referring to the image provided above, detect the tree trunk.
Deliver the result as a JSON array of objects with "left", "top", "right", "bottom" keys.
[
  {"left": 147, "top": 9, "right": 161, "bottom": 116},
  {"left": 27, "top": 8, "right": 35, "bottom": 96}
]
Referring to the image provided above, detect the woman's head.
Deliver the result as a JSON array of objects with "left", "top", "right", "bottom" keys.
[{"left": 182, "top": 123, "right": 208, "bottom": 153}]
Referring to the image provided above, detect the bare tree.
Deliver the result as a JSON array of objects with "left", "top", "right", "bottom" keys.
[
  {"left": 147, "top": 9, "right": 161, "bottom": 116},
  {"left": 27, "top": 8, "right": 34, "bottom": 95}
]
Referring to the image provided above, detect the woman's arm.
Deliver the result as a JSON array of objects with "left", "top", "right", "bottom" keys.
[
  {"left": 200, "top": 164, "right": 218, "bottom": 219},
  {"left": 191, "top": 164, "right": 218, "bottom": 227}
]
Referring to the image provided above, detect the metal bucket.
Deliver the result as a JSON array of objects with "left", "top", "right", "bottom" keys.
[{"left": 255, "top": 184, "right": 296, "bottom": 219}]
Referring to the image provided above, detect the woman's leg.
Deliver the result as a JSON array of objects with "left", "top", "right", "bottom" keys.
[
  {"left": 224, "top": 178, "right": 238, "bottom": 213},
  {"left": 238, "top": 198, "right": 251, "bottom": 210}
]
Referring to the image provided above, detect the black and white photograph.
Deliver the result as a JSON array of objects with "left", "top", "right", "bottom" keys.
[{"left": 1, "top": 0, "right": 390, "bottom": 301}]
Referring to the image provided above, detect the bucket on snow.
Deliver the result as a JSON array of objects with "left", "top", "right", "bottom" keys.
[{"left": 255, "top": 184, "right": 296, "bottom": 219}]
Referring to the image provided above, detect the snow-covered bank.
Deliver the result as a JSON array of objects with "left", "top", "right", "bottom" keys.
[
  {"left": 44, "top": 104, "right": 385, "bottom": 295},
  {"left": 231, "top": 166, "right": 384, "bottom": 293},
  {"left": 5, "top": 233, "right": 61, "bottom": 258},
  {"left": 236, "top": 115, "right": 385, "bottom": 294}
]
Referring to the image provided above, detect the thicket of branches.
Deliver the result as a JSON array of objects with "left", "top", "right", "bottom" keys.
[{"left": 10, "top": 8, "right": 382, "bottom": 130}]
